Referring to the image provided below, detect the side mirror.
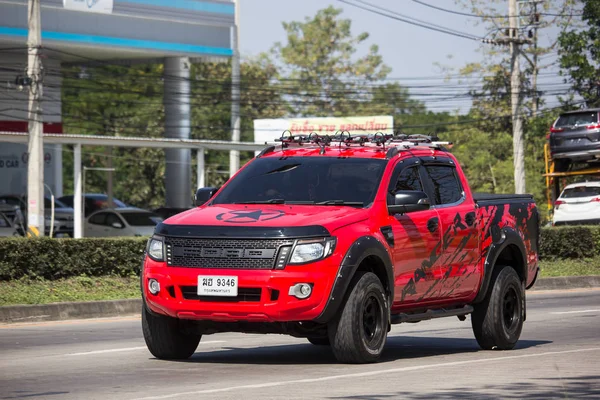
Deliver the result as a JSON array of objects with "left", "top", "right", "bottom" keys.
[
  {"left": 195, "top": 187, "right": 219, "bottom": 206},
  {"left": 388, "top": 190, "right": 431, "bottom": 214},
  {"left": 112, "top": 221, "right": 124, "bottom": 229}
]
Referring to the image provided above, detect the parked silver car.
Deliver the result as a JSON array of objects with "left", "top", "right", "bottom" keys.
[
  {"left": 0, "top": 195, "right": 74, "bottom": 237},
  {"left": 84, "top": 208, "right": 162, "bottom": 237}
]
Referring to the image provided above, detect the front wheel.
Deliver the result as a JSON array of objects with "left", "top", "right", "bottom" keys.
[
  {"left": 328, "top": 272, "right": 389, "bottom": 363},
  {"left": 142, "top": 302, "right": 201, "bottom": 360},
  {"left": 471, "top": 266, "right": 524, "bottom": 350}
]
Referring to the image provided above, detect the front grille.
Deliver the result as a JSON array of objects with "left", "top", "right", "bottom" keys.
[
  {"left": 165, "top": 237, "right": 294, "bottom": 269},
  {"left": 180, "top": 286, "right": 262, "bottom": 302}
]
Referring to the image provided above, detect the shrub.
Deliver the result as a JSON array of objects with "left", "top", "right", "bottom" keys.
[
  {"left": 0, "top": 237, "right": 147, "bottom": 281},
  {"left": 539, "top": 226, "right": 600, "bottom": 260},
  {"left": 2, "top": 226, "right": 600, "bottom": 281}
]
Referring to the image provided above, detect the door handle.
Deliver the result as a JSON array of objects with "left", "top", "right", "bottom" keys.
[{"left": 427, "top": 217, "right": 439, "bottom": 233}]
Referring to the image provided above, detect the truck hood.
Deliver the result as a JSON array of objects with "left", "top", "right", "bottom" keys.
[{"left": 163, "top": 204, "right": 369, "bottom": 233}]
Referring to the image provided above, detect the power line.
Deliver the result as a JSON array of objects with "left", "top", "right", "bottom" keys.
[
  {"left": 411, "top": 0, "right": 583, "bottom": 19},
  {"left": 337, "top": 0, "right": 484, "bottom": 42}
]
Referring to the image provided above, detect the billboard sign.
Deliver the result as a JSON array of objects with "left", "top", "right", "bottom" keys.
[
  {"left": 63, "top": 0, "right": 113, "bottom": 14},
  {"left": 253, "top": 116, "right": 393, "bottom": 145}
]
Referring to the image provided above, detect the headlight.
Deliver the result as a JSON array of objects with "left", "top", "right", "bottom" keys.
[
  {"left": 289, "top": 238, "right": 336, "bottom": 264},
  {"left": 147, "top": 237, "right": 164, "bottom": 261}
]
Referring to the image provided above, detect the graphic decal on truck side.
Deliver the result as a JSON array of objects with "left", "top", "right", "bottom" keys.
[{"left": 400, "top": 201, "right": 538, "bottom": 302}]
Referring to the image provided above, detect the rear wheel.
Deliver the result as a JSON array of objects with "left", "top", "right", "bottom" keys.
[
  {"left": 471, "top": 266, "right": 524, "bottom": 350},
  {"left": 328, "top": 272, "right": 389, "bottom": 363},
  {"left": 142, "top": 302, "right": 201, "bottom": 360}
]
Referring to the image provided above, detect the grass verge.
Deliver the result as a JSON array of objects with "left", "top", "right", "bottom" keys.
[
  {"left": 0, "top": 276, "right": 140, "bottom": 306},
  {"left": 539, "top": 257, "right": 600, "bottom": 277}
]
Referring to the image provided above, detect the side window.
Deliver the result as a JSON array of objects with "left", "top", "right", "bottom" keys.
[
  {"left": 89, "top": 212, "right": 108, "bottom": 225},
  {"left": 425, "top": 165, "right": 463, "bottom": 205},
  {"left": 395, "top": 167, "right": 423, "bottom": 192},
  {"left": 388, "top": 165, "right": 424, "bottom": 204},
  {"left": 106, "top": 213, "right": 124, "bottom": 228}
]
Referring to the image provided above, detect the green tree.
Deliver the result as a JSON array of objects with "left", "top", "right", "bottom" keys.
[
  {"left": 190, "top": 57, "right": 286, "bottom": 186},
  {"left": 558, "top": 0, "right": 600, "bottom": 107},
  {"left": 61, "top": 58, "right": 286, "bottom": 207},
  {"left": 271, "top": 6, "right": 391, "bottom": 117}
]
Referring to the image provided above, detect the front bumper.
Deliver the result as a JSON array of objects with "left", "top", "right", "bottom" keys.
[{"left": 142, "top": 256, "right": 339, "bottom": 323}]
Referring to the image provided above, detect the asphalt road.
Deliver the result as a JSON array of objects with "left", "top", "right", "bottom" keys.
[{"left": 1, "top": 289, "right": 599, "bottom": 400}]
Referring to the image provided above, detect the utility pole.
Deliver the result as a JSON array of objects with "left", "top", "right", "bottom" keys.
[
  {"left": 229, "top": 0, "right": 241, "bottom": 178},
  {"left": 530, "top": 1, "right": 540, "bottom": 115},
  {"left": 26, "top": 0, "right": 44, "bottom": 237},
  {"left": 509, "top": 0, "right": 526, "bottom": 194}
]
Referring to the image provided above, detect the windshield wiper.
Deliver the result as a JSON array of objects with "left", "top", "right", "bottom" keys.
[
  {"left": 236, "top": 199, "right": 316, "bottom": 205},
  {"left": 236, "top": 199, "right": 286, "bottom": 204},
  {"left": 316, "top": 200, "right": 364, "bottom": 206}
]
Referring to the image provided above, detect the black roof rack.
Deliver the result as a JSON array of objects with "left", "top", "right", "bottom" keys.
[{"left": 257, "top": 131, "right": 452, "bottom": 157}]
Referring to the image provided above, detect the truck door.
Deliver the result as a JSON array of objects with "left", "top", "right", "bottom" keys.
[
  {"left": 421, "top": 160, "right": 480, "bottom": 301},
  {"left": 386, "top": 158, "right": 444, "bottom": 309}
]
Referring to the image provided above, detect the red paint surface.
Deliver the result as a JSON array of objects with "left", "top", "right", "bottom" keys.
[{"left": 0, "top": 121, "right": 63, "bottom": 134}]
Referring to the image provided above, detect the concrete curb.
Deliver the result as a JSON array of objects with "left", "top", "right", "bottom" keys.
[
  {"left": 529, "top": 275, "right": 600, "bottom": 291},
  {"left": 0, "top": 298, "right": 142, "bottom": 324},
  {"left": 1, "top": 277, "right": 598, "bottom": 324}
]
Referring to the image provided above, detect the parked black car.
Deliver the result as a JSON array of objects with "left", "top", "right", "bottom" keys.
[
  {"left": 549, "top": 108, "right": 600, "bottom": 171},
  {"left": 58, "top": 193, "right": 128, "bottom": 216}
]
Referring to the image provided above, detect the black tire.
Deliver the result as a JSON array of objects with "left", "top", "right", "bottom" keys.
[
  {"left": 307, "top": 336, "right": 330, "bottom": 346},
  {"left": 553, "top": 158, "right": 570, "bottom": 172},
  {"left": 328, "top": 272, "right": 389, "bottom": 363},
  {"left": 142, "top": 302, "right": 201, "bottom": 360},
  {"left": 471, "top": 266, "right": 524, "bottom": 350}
]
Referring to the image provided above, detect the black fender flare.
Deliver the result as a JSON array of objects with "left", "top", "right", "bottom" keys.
[
  {"left": 473, "top": 227, "right": 528, "bottom": 304},
  {"left": 314, "top": 235, "right": 393, "bottom": 324}
]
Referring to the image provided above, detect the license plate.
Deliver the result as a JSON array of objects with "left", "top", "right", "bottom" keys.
[{"left": 197, "top": 276, "right": 238, "bottom": 297}]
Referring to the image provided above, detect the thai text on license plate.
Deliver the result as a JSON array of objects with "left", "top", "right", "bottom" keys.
[{"left": 197, "top": 276, "right": 238, "bottom": 297}]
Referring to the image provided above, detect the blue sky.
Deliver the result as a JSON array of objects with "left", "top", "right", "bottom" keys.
[{"left": 239, "top": 0, "right": 565, "bottom": 114}]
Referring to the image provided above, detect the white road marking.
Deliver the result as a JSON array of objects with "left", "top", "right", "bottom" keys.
[
  {"left": 550, "top": 309, "right": 600, "bottom": 315},
  {"left": 66, "top": 341, "right": 226, "bottom": 356},
  {"left": 132, "top": 347, "right": 600, "bottom": 400},
  {"left": 68, "top": 346, "right": 147, "bottom": 356}
]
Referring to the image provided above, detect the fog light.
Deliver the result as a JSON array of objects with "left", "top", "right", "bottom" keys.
[
  {"left": 289, "top": 283, "right": 312, "bottom": 299},
  {"left": 148, "top": 279, "right": 160, "bottom": 295}
]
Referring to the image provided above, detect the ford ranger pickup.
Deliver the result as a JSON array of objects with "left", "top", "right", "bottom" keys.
[{"left": 141, "top": 133, "right": 540, "bottom": 364}]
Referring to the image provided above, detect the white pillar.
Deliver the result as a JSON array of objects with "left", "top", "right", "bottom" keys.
[
  {"left": 197, "top": 147, "right": 205, "bottom": 189},
  {"left": 53, "top": 144, "right": 63, "bottom": 198},
  {"left": 73, "top": 143, "right": 83, "bottom": 238}
]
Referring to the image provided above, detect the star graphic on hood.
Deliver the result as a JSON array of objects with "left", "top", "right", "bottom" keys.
[{"left": 216, "top": 209, "right": 285, "bottom": 223}]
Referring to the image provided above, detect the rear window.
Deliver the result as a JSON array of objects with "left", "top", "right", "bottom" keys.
[
  {"left": 121, "top": 212, "right": 162, "bottom": 226},
  {"left": 561, "top": 186, "right": 600, "bottom": 199},
  {"left": 556, "top": 112, "right": 598, "bottom": 127}
]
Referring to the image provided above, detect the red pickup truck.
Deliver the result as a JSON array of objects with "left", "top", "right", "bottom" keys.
[{"left": 141, "top": 134, "right": 539, "bottom": 364}]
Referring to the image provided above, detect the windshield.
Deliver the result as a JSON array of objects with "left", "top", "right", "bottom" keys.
[
  {"left": 121, "top": 212, "right": 162, "bottom": 226},
  {"left": 212, "top": 157, "right": 387, "bottom": 206},
  {"left": 561, "top": 186, "right": 600, "bottom": 199},
  {"left": 556, "top": 112, "right": 598, "bottom": 127}
]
